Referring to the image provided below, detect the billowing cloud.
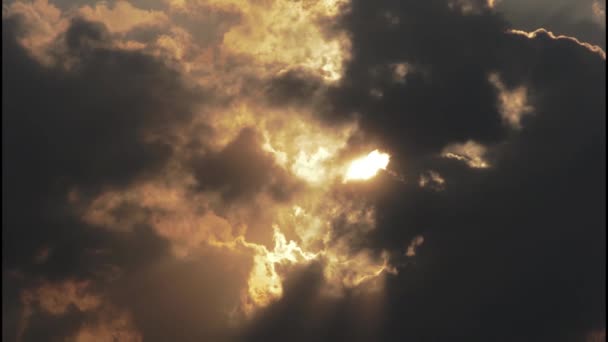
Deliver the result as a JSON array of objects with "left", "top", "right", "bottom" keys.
[
  {"left": 2, "top": 0, "right": 605, "bottom": 341},
  {"left": 78, "top": 1, "right": 169, "bottom": 33},
  {"left": 2, "top": 0, "right": 68, "bottom": 63}
]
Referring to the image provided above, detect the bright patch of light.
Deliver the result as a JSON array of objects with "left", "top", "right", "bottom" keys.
[
  {"left": 245, "top": 225, "right": 317, "bottom": 312},
  {"left": 344, "top": 150, "right": 390, "bottom": 182}
]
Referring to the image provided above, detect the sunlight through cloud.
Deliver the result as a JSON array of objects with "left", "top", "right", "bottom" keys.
[{"left": 344, "top": 150, "right": 390, "bottom": 182}]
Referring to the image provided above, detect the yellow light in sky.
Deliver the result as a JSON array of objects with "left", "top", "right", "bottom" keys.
[{"left": 344, "top": 150, "right": 390, "bottom": 182}]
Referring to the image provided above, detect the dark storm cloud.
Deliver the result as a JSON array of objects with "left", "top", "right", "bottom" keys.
[
  {"left": 240, "top": 263, "right": 330, "bottom": 341},
  {"left": 264, "top": 1, "right": 512, "bottom": 167},
  {"left": 2, "top": 15, "right": 201, "bottom": 340},
  {"left": 252, "top": 0, "right": 606, "bottom": 341},
  {"left": 2, "top": 14, "right": 195, "bottom": 267},
  {"left": 191, "top": 127, "right": 302, "bottom": 203},
  {"left": 496, "top": 0, "right": 606, "bottom": 49},
  {"left": 332, "top": 1, "right": 512, "bottom": 159},
  {"left": 3, "top": 16, "right": 197, "bottom": 192},
  {"left": 241, "top": 262, "right": 388, "bottom": 342}
]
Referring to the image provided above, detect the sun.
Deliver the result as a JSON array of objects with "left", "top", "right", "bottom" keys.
[{"left": 344, "top": 150, "right": 390, "bottom": 182}]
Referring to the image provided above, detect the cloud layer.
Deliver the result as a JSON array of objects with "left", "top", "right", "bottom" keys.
[{"left": 2, "top": 0, "right": 605, "bottom": 341}]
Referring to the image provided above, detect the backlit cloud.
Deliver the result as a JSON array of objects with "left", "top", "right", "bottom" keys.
[
  {"left": 508, "top": 27, "right": 606, "bottom": 59},
  {"left": 2, "top": 0, "right": 605, "bottom": 341}
]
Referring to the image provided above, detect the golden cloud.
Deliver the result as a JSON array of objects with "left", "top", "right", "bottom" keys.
[
  {"left": 18, "top": 280, "right": 103, "bottom": 340},
  {"left": 199, "top": 0, "right": 351, "bottom": 81},
  {"left": 2, "top": 0, "right": 68, "bottom": 64},
  {"left": 78, "top": 1, "right": 169, "bottom": 33},
  {"left": 75, "top": 102, "right": 396, "bottom": 316},
  {"left": 10, "top": 0, "right": 399, "bottom": 324}
]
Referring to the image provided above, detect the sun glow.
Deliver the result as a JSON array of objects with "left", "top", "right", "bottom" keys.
[{"left": 344, "top": 150, "right": 390, "bottom": 182}]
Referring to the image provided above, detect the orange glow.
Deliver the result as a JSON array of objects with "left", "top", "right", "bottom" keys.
[
  {"left": 81, "top": 123, "right": 396, "bottom": 316},
  {"left": 209, "top": 0, "right": 351, "bottom": 81},
  {"left": 246, "top": 226, "right": 317, "bottom": 309},
  {"left": 508, "top": 28, "right": 606, "bottom": 60},
  {"left": 78, "top": 92, "right": 396, "bottom": 317}
]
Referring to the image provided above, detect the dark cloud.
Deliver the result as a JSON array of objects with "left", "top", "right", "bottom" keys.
[
  {"left": 240, "top": 263, "right": 330, "bottom": 341},
  {"left": 250, "top": 0, "right": 605, "bottom": 341},
  {"left": 191, "top": 127, "right": 302, "bottom": 203},
  {"left": 2, "top": 14, "right": 196, "bottom": 269},
  {"left": 496, "top": 0, "right": 606, "bottom": 49},
  {"left": 49, "top": 0, "right": 168, "bottom": 11},
  {"left": 260, "top": 1, "right": 512, "bottom": 164},
  {"left": 21, "top": 308, "right": 86, "bottom": 342},
  {"left": 3, "top": 13, "right": 297, "bottom": 341},
  {"left": 264, "top": 68, "right": 328, "bottom": 108},
  {"left": 241, "top": 262, "right": 388, "bottom": 342},
  {"left": 2, "top": 15, "right": 200, "bottom": 340},
  {"left": 3, "top": 16, "right": 197, "bottom": 192}
]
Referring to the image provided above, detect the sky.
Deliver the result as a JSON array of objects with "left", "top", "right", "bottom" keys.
[{"left": 1, "top": 0, "right": 606, "bottom": 341}]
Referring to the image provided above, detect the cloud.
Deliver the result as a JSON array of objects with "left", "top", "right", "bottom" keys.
[
  {"left": 269, "top": 2, "right": 605, "bottom": 339},
  {"left": 78, "top": 1, "right": 169, "bottom": 33},
  {"left": 190, "top": 128, "right": 302, "bottom": 203},
  {"left": 508, "top": 27, "right": 606, "bottom": 59},
  {"left": 441, "top": 140, "right": 491, "bottom": 168},
  {"left": 418, "top": 171, "right": 445, "bottom": 191},
  {"left": 592, "top": 0, "right": 606, "bottom": 27},
  {"left": 2, "top": 0, "right": 605, "bottom": 341},
  {"left": 447, "top": 0, "right": 495, "bottom": 14},
  {"left": 2, "top": 0, "right": 68, "bottom": 63},
  {"left": 20, "top": 280, "right": 101, "bottom": 316},
  {"left": 405, "top": 235, "right": 425, "bottom": 257},
  {"left": 495, "top": 0, "right": 606, "bottom": 49},
  {"left": 208, "top": 0, "right": 350, "bottom": 81},
  {"left": 488, "top": 72, "right": 534, "bottom": 129},
  {"left": 71, "top": 309, "right": 142, "bottom": 342}
]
